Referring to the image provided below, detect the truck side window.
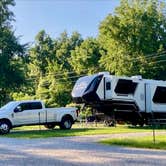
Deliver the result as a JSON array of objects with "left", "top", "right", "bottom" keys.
[
  {"left": 18, "top": 103, "right": 31, "bottom": 111},
  {"left": 106, "top": 82, "right": 111, "bottom": 90},
  {"left": 16, "top": 102, "right": 42, "bottom": 111},
  {"left": 30, "top": 102, "right": 42, "bottom": 109},
  {"left": 153, "top": 86, "right": 166, "bottom": 103},
  {"left": 115, "top": 79, "right": 137, "bottom": 95}
]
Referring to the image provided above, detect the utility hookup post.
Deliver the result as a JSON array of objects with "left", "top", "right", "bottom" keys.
[
  {"left": 152, "top": 111, "right": 156, "bottom": 144},
  {"left": 38, "top": 112, "right": 41, "bottom": 131}
]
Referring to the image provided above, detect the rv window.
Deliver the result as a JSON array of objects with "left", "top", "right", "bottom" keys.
[
  {"left": 115, "top": 79, "right": 137, "bottom": 95},
  {"left": 106, "top": 82, "right": 111, "bottom": 90},
  {"left": 153, "top": 86, "right": 166, "bottom": 103}
]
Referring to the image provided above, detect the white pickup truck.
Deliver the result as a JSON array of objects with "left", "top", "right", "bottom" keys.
[{"left": 0, "top": 100, "right": 78, "bottom": 134}]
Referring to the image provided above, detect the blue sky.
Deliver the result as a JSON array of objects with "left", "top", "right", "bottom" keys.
[{"left": 12, "top": 0, "right": 120, "bottom": 44}]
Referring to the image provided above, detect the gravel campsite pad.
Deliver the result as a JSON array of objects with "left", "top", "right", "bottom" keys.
[{"left": 0, "top": 132, "right": 166, "bottom": 166}]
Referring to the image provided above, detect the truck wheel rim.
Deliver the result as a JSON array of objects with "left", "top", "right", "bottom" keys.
[
  {"left": 64, "top": 120, "right": 71, "bottom": 128},
  {"left": 0, "top": 124, "right": 9, "bottom": 132}
]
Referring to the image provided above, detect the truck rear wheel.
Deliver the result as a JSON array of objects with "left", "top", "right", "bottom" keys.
[
  {"left": 60, "top": 116, "right": 73, "bottom": 130},
  {"left": 0, "top": 120, "right": 10, "bottom": 134},
  {"left": 44, "top": 124, "right": 56, "bottom": 129}
]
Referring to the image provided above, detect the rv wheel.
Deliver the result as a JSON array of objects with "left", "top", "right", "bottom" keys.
[
  {"left": 131, "top": 121, "right": 137, "bottom": 126},
  {"left": 139, "top": 121, "right": 144, "bottom": 127}
]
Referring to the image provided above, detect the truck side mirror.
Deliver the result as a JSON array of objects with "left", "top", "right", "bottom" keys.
[{"left": 14, "top": 106, "right": 22, "bottom": 113}]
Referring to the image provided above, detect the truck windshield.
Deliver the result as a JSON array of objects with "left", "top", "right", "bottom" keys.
[
  {"left": 0, "top": 102, "right": 16, "bottom": 111},
  {"left": 72, "top": 74, "right": 97, "bottom": 97}
]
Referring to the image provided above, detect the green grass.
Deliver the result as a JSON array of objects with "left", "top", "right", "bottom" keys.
[
  {"left": 1, "top": 124, "right": 165, "bottom": 139},
  {"left": 100, "top": 135, "right": 166, "bottom": 150}
]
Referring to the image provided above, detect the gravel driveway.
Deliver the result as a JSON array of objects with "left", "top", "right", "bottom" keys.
[{"left": 0, "top": 132, "right": 166, "bottom": 166}]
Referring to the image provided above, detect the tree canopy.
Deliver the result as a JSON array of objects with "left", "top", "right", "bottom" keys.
[
  {"left": 70, "top": 37, "right": 102, "bottom": 74},
  {"left": 25, "top": 31, "right": 83, "bottom": 107},
  {"left": 0, "top": 0, "right": 26, "bottom": 105},
  {"left": 99, "top": 0, "right": 166, "bottom": 78},
  {"left": 1, "top": 0, "right": 166, "bottom": 106}
]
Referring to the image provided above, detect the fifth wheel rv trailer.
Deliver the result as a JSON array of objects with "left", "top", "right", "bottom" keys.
[{"left": 71, "top": 72, "right": 166, "bottom": 126}]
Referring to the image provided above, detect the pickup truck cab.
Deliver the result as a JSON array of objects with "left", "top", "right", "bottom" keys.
[{"left": 0, "top": 100, "right": 78, "bottom": 134}]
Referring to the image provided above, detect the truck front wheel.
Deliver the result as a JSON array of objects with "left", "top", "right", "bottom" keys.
[
  {"left": 0, "top": 120, "right": 11, "bottom": 134},
  {"left": 60, "top": 116, "right": 73, "bottom": 130}
]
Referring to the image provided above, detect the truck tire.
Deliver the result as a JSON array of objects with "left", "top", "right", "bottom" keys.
[
  {"left": 0, "top": 120, "right": 11, "bottom": 134},
  {"left": 44, "top": 124, "right": 56, "bottom": 129},
  {"left": 60, "top": 116, "right": 73, "bottom": 130}
]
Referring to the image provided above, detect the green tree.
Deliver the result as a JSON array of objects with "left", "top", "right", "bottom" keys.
[
  {"left": 99, "top": 0, "right": 166, "bottom": 78},
  {"left": 0, "top": 0, "right": 15, "bottom": 27},
  {"left": 45, "top": 32, "right": 83, "bottom": 106},
  {"left": 49, "top": 31, "right": 83, "bottom": 73},
  {"left": 35, "top": 76, "right": 51, "bottom": 107},
  {"left": 28, "top": 31, "right": 83, "bottom": 106},
  {"left": 0, "top": 0, "right": 26, "bottom": 105},
  {"left": 48, "top": 78, "right": 72, "bottom": 107},
  {"left": 29, "top": 30, "right": 54, "bottom": 76},
  {"left": 70, "top": 38, "right": 102, "bottom": 75}
]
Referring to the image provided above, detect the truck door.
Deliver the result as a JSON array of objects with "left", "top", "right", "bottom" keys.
[
  {"left": 104, "top": 77, "right": 112, "bottom": 99},
  {"left": 12, "top": 103, "right": 32, "bottom": 125},
  {"left": 12, "top": 102, "right": 45, "bottom": 125}
]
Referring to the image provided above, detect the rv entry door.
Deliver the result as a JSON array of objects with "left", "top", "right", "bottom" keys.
[
  {"left": 145, "top": 83, "right": 152, "bottom": 113},
  {"left": 104, "top": 77, "right": 112, "bottom": 99}
]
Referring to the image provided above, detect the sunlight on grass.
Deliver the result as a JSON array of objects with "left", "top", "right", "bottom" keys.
[
  {"left": 1, "top": 123, "right": 165, "bottom": 139},
  {"left": 100, "top": 135, "right": 166, "bottom": 150}
]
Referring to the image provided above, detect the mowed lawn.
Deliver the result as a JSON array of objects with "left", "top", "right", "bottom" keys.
[
  {"left": 1, "top": 123, "right": 165, "bottom": 139},
  {"left": 100, "top": 135, "right": 166, "bottom": 150}
]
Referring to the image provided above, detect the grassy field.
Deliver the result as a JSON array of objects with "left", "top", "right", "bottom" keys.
[
  {"left": 100, "top": 135, "right": 166, "bottom": 150},
  {"left": 1, "top": 123, "right": 165, "bottom": 139}
]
